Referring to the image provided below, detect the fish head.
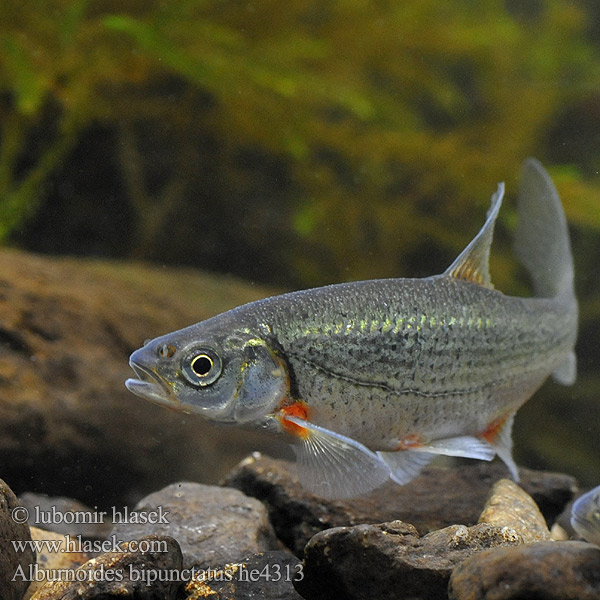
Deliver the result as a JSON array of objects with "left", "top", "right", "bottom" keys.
[
  {"left": 125, "top": 319, "right": 289, "bottom": 425},
  {"left": 571, "top": 485, "right": 600, "bottom": 545}
]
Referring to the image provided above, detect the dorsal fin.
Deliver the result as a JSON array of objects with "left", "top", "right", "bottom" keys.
[{"left": 443, "top": 182, "right": 504, "bottom": 288}]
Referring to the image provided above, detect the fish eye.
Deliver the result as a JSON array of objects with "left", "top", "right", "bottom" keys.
[
  {"left": 182, "top": 348, "right": 222, "bottom": 386},
  {"left": 157, "top": 344, "right": 176, "bottom": 358},
  {"left": 191, "top": 354, "right": 212, "bottom": 375}
]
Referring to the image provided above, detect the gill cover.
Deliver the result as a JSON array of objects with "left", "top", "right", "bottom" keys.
[{"left": 233, "top": 340, "right": 289, "bottom": 423}]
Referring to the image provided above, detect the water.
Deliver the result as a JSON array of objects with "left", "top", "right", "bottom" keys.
[{"left": 1, "top": 0, "right": 599, "bottom": 499}]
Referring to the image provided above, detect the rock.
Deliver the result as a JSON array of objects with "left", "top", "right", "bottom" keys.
[
  {"left": 24, "top": 527, "right": 89, "bottom": 600},
  {"left": 111, "top": 482, "right": 280, "bottom": 569},
  {"left": 477, "top": 478, "right": 551, "bottom": 543},
  {"left": 30, "top": 535, "right": 182, "bottom": 600},
  {"left": 19, "top": 492, "right": 111, "bottom": 539},
  {"left": 550, "top": 522, "right": 569, "bottom": 541},
  {"left": 223, "top": 453, "right": 576, "bottom": 556},
  {"left": 448, "top": 541, "right": 600, "bottom": 600},
  {"left": 0, "top": 478, "right": 36, "bottom": 600},
  {"left": 295, "top": 520, "right": 522, "bottom": 600},
  {"left": 0, "top": 249, "right": 286, "bottom": 507},
  {"left": 183, "top": 551, "right": 303, "bottom": 600}
]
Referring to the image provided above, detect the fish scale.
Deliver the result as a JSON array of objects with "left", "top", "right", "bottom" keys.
[
  {"left": 265, "top": 279, "right": 572, "bottom": 394},
  {"left": 125, "top": 159, "right": 578, "bottom": 499}
]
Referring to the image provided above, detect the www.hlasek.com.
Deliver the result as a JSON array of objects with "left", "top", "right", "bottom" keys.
[
  {"left": 12, "top": 535, "right": 165, "bottom": 556},
  {"left": 13, "top": 561, "right": 304, "bottom": 585}
]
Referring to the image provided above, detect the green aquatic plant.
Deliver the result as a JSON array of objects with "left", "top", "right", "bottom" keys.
[
  {"left": 0, "top": 0, "right": 599, "bottom": 289},
  {"left": 0, "top": 1, "right": 89, "bottom": 239},
  {"left": 1, "top": 0, "right": 600, "bottom": 490}
]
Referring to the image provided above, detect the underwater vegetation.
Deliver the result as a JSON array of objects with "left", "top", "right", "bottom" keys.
[{"left": 1, "top": 0, "right": 600, "bottom": 485}]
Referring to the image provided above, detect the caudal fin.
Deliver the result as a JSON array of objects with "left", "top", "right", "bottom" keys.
[
  {"left": 514, "top": 158, "right": 575, "bottom": 300},
  {"left": 515, "top": 158, "right": 578, "bottom": 385}
]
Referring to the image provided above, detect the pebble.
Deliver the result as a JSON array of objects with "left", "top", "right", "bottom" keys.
[
  {"left": 23, "top": 527, "right": 89, "bottom": 600},
  {"left": 477, "top": 478, "right": 551, "bottom": 543},
  {"left": 111, "top": 482, "right": 280, "bottom": 569},
  {"left": 19, "top": 492, "right": 111, "bottom": 539},
  {"left": 295, "top": 520, "right": 522, "bottom": 600},
  {"left": 550, "top": 521, "right": 569, "bottom": 541},
  {"left": 448, "top": 540, "right": 600, "bottom": 600},
  {"left": 183, "top": 550, "right": 303, "bottom": 600},
  {"left": 0, "top": 478, "right": 36, "bottom": 600},
  {"left": 30, "top": 535, "right": 182, "bottom": 600},
  {"left": 224, "top": 453, "right": 576, "bottom": 555}
]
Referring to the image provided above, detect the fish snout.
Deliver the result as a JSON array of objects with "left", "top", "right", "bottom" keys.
[{"left": 125, "top": 352, "right": 178, "bottom": 407}]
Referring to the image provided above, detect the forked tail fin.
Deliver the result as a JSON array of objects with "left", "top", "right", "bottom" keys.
[
  {"left": 514, "top": 158, "right": 575, "bottom": 301},
  {"left": 514, "top": 158, "right": 578, "bottom": 385}
]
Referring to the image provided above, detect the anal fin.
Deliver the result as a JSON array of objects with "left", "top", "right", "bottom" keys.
[
  {"left": 553, "top": 351, "right": 576, "bottom": 386},
  {"left": 285, "top": 416, "right": 390, "bottom": 499},
  {"left": 378, "top": 435, "right": 495, "bottom": 486},
  {"left": 416, "top": 435, "right": 495, "bottom": 461},
  {"left": 482, "top": 412, "right": 519, "bottom": 481}
]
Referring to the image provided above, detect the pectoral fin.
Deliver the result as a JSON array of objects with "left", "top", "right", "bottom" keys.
[{"left": 285, "top": 417, "right": 391, "bottom": 499}]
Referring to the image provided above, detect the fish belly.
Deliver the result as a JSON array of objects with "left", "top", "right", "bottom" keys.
[{"left": 289, "top": 358, "right": 549, "bottom": 451}]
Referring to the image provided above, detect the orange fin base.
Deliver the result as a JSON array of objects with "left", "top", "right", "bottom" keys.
[
  {"left": 481, "top": 414, "right": 510, "bottom": 444},
  {"left": 396, "top": 434, "right": 424, "bottom": 450},
  {"left": 279, "top": 401, "right": 310, "bottom": 439}
]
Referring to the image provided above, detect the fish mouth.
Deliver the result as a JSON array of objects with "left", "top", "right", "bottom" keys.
[{"left": 125, "top": 361, "right": 177, "bottom": 407}]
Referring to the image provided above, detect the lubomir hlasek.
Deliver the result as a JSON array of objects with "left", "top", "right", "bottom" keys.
[{"left": 126, "top": 159, "right": 577, "bottom": 499}]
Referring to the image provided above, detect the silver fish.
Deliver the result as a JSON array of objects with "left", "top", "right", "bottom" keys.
[
  {"left": 126, "top": 158, "right": 577, "bottom": 499},
  {"left": 571, "top": 485, "right": 600, "bottom": 545}
]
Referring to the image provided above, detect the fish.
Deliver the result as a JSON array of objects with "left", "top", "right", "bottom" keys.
[
  {"left": 126, "top": 158, "right": 578, "bottom": 499},
  {"left": 571, "top": 485, "right": 600, "bottom": 545}
]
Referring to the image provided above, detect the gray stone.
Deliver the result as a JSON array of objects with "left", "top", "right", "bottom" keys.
[
  {"left": 448, "top": 541, "right": 600, "bottom": 600},
  {"left": 111, "top": 482, "right": 280, "bottom": 569},
  {"left": 477, "top": 478, "right": 551, "bottom": 543},
  {"left": 223, "top": 453, "right": 576, "bottom": 556},
  {"left": 0, "top": 478, "right": 36, "bottom": 600},
  {"left": 294, "top": 520, "right": 522, "bottom": 600},
  {"left": 19, "top": 492, "right": 111, "bottom": 539},
  {"left": 30, "top": 535, "right": 182, "bottom": 600},
  {"left": 183, "top": 551, "right": 303, "bottom": 600}
]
